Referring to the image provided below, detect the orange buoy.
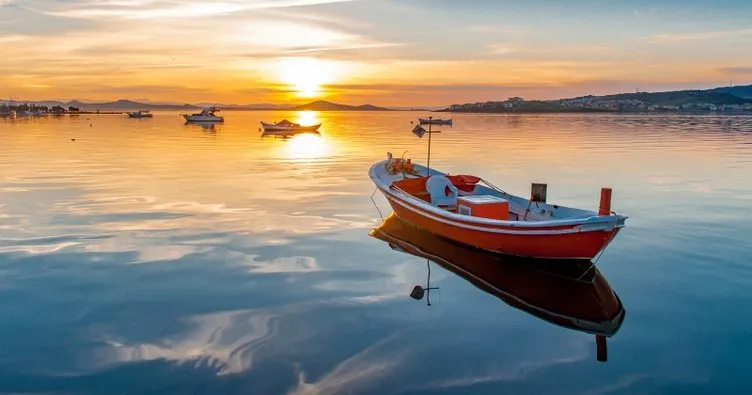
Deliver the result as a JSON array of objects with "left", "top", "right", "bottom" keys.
[{"left": 599, "top": 188, "right": 612, "bottom": 216}]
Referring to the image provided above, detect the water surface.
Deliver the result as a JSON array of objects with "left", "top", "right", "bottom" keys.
[{"left": 1, "top": 112, "right": 751, "bottom": 394}]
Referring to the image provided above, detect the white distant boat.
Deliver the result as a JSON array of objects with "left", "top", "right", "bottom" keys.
[
  {"left": 127, "top": 110, "right": 153, "bottom": 118},
  {"left": 419, "top": 117, "right": 452, "bottom": 126},
  {"left": 17, "top": 110, "right": 45, "bottom": 117},
  {"left": 260, "top": 119, "right": 321, "bottom": 133},
  {"left": 182, "top": 107, "right": 223, "bottom": 123}
]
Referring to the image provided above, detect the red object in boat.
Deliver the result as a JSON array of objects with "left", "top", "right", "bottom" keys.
[
  {"left": 446, "top": 174, "right": 481, "bottom": 192},
  {"left": 370, "top": 158, "right": 627, "bottom": 260},
  {"left": 457, "top": 195, "right": 509, "bottom": 221}
]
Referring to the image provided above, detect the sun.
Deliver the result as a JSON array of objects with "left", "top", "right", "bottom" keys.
[{"left": 275, "top": 57, "right": 337, "bottom": 98}]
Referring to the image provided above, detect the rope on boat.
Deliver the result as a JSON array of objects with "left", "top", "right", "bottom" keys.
[
  {"left": 478, "top": 177, "right": 510, "bottom": 196},
  {"left": 370, "top": 187, "right": 384, "bottom": 221},
  {"left": 576, "top": 217, "right": 620, "bottom": 281}
]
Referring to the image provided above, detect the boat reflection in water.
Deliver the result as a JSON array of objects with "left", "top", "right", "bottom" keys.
[
  {"left": 185, "top": 121, "right": 219, "bottom": 132},
  {"left": 261, "top": 130, "right": 321, "bottom": 139},
  {"left": 370, "top": 214, "right": 626, "bottom": 362}
]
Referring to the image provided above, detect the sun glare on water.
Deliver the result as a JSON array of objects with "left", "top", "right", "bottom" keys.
[
  {"left": 284, "top": 133, "right": 331, "bottom": 160},
  {"left": 295, "top": 110, "right": 319, "bottom": 126},
  {"left": 276, "top": 57, "right": 338, "bottom": 98}
]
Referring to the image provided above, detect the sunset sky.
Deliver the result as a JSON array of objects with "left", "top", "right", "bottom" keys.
[{"left": 1, "top": 0, "right": 751, "bottom": 106}]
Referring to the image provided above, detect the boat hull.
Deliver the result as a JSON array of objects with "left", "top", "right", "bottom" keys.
[
  {"left": 419, "top": 118, "right": 452, "bottom": 125},
  {"left": 183, "top": 115, "right": 223, "bottom": 123},
  {"left": 387, "top": 192, "right": 619, "bottom": 260},
  {"left": 261, "top": 123, "right": 321, "bottom": 132},
  {"left": 384, "top": 191, "right": 618, "bottom": 260}
]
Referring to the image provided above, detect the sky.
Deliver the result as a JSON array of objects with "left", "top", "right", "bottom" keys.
[{"left": 1, "top": 0, "right": 752, "bottom": 106}]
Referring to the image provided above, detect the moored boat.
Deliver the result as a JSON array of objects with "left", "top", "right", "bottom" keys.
[
  {"left": 127, "top": 110, "right": 153, "bottom": 118},
  {"left": 369, "top": 154, "right": 627, "bottom": 260},
  {"left": 182, "top": 107, "right": 223, "bottom": 123},
  {"left": 419, "top": 117, "right": 452, "bottom": 126},
  {"left": 261, "top": 119, "right": 321, "bottom": 133},
  {"left": 370, "top": 214, "right": 625, "bottom": 339}
]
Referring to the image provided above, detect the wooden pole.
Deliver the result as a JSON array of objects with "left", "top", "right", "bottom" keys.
[
  {"left": 427, "top": 116, "right": 432, "bottom": 175},
  {"left": 596, "top": 335, "right": 608, "bottom": 362},
  {"left": 599, "top": 188, "right": 612, "bottom": 216}
]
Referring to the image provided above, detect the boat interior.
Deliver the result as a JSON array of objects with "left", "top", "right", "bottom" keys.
[{"left": 386, "top": 167, "right": 598, "bottom": 222}]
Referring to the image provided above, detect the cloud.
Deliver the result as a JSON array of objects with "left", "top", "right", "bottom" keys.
[
  {"left": 648, "top": 28, "right": 752, "bottom": 43},
  {"left": 286, "top": 335, "right": 408, "bottom": 395},
  {"left": 487, "top": 43, "right": 517, "bottom": 55},
  {"left": 467, "top": 25, "right": 530, "bottom": 36},
  {"left": 718, "top": 66, "right": 752, "bottom": 75},
  {"left": 486, "top": 43, "right": 613, "bottom": 57},
  {"left": 42, "top": 0, "right": 359, "bottom": 20}
]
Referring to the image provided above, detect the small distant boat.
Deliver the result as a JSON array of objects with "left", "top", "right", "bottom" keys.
[
  {"left": 261, "top": 119, "right": 321, "bottom": 134},
  {"left": 419, "top": 117, "right": 452, "bottom": 126},
  {"left": 17, "top": 110, "right": 45, "bottom": 117},
  {"left": 182, "top": 107, "right": 223, "bottom": 123},
  {"left": 127, "top": 110, "right": 153, "bottom": 118}
]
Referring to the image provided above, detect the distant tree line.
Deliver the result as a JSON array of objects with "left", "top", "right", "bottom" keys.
[{"left": 0, "top": 103, "right": 80, "bottom": 113}]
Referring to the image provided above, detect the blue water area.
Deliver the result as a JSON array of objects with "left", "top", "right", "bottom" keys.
[{"left": 0, "top": 112, "right": 750, "bottom": 394}]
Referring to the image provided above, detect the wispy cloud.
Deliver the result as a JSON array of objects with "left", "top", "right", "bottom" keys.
[
  {"left": 42, "top": 0, "right": 359, "bottom": 19},
  {"left": 487, "top": 43, "right": 517, "bottom": 55},
  {"left": 648, "top": 28, "right": 752, "bottom": 43},
  {"left": 486, "top": 43, "right": 614, "bottom": 57},
  {"left": 468, "top": 25, "right": 530, "bottom": 36},
  {"left": 287, "top": 335, "right": 408, "bottom": 395},
  {"left": 718, "top": 66, "right": 752, "bottom": 75}
]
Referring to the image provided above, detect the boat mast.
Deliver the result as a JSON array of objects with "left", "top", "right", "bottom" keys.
[{"left": 427, "top": 116, "right": 432, "bottom": 175}]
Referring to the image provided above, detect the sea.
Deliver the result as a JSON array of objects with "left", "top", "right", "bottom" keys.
[{"left": 0, "top": 111, "right": 750, "bottom": 394}]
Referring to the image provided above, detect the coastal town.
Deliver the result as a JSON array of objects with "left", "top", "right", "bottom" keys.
[
  {"left": 448, "top": 85, "right": 752, "bottom": 113},
  {"left": 449, "top": 97, "right": 752, "bottom": 113}
]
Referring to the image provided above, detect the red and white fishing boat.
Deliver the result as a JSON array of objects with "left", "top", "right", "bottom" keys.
[
  {"left": 370, "top": 148, "right": 627, "bottom": 260},
  {"left": 369, "top": 154, "right": 627, "bottom": 259}
]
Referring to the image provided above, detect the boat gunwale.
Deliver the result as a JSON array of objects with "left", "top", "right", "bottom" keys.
[{"left": 260, "top": 121, "right": 321, "bottom": 130}]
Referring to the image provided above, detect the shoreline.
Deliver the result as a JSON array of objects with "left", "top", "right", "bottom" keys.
[{"left": 437, "top": 109, "right": 752, "bottom": 115}]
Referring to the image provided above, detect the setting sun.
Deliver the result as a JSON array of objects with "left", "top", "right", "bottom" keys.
[{"left": 275, "top": 58, "right": 339, "bottom": 98}]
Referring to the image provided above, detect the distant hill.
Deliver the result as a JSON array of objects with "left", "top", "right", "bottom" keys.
[
  {"left": 65, "top": 100, "right": 199, "bottom": 111},
  {"left": 711, "top": 85, "right": 752, "bottom": 99},
  {"left": 5, "top": 98, "right": 398, "bottom": 112},
  {"left": 586, "top": 89, "right": 750, "bottom": 106},
  {"left": 198, "top": 102, "right": 289, "bottom": 110},
  {"left": 290, "top": 100, "right": 391, "bottom": 111}
]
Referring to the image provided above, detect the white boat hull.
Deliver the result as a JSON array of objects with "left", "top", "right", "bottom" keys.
[
  {"left": 261, "top": 122, "right": 320, "bottom": 132},
  {"left": 184, "top": 115, "right": 223, "bottom": 123}
]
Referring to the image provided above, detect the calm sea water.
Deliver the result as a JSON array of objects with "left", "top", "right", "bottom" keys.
[{"left": 0, "top": 112, "right": 750, "bottom": 394}]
